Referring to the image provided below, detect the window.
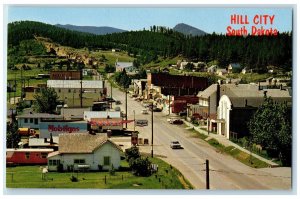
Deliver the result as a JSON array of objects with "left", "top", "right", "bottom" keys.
[
  {"left": 34, "top": 118, "right": 38, "bottom": 125},
  {"left": 24, "top": 118, "right": 28, "bottom": 123},
  {"left": 30, "top": 118, "right": 33, "bottom": 123},
  {"left": 68, "top": 89, "right": 71, "bottom": 93},
  {"left": 74, "top": 159, "right": 85, "bottom": 164},
  {"left": 103, "top": 156, "right": 110, "bottom": 166},
  {"left": 58, "top": 89, "right": 61, "bottom": 93},
  {"left": 41, "top": 153, "right": 47, "bottom": 158},
  {"left": 49, "top": 159, "right": 60, "bottom": 166},
  {"left": 25, "top": 152, "right": 30, "bottom": 159}
]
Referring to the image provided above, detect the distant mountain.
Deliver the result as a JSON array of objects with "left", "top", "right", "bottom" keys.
[
  {"left": 173, "top": 23, "right": 206, "bottom": 36},
  {"left": 55, "top": 24, "right": 127, "bottom": 35}
]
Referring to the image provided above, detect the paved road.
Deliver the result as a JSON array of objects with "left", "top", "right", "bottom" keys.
[{"left": 108, "top": 81, "right": 291, "bottom": 190}]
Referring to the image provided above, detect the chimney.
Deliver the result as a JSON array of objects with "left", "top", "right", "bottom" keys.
[
  {"left": 280, "top": 84, "right": 283, "bottom": 90},
  {"left": 216, "top": 83, "right": 220, "bottom": 107},
  {"left": 264, "top": 91, "right": 268, "bottom": 98},
  {"left": 258, "top": 82, "right": 261, "bottom": 90},
  {"left": 44, "top": 138, "right": 47, "bottom": 143},
  {"left": 245, "top": 99, "right": 248, "bottom": 107}
]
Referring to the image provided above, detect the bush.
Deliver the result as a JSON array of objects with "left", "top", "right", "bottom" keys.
[
  {"left": 125, "top": 147, "right": 140, "bottom": 161},
  {"left": 130, "top": 157, "right": 152, "bottom": 177},
  {"left": 57, "top": 164, "right": 64, "bottom": 172},
  {"left": 109, "top": 164, "right": 116, "bottom": 176},
  {"left": 70, "top": 175, "right": 78, "bottom": 182}
]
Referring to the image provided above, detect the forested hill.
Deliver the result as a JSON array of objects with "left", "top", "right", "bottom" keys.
[
  {"left": 56, "top": 24, "right": 127, "bottom": 35},
  {"left": 8, "top": 21, "right": 292, "bottom": 70},
  {"left": 173, "top": 23, "right": 206, "bottom": 36}
]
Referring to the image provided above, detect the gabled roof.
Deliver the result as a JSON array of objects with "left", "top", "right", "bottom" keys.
[
  {"left": 58, "top": 133, "right": 122, "bottom": 154},
  {"left": 197, "top": 84, "right": 217, "bottom": 99}
]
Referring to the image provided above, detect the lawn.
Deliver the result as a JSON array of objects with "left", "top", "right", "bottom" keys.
[{"left": 6, "top": 158, "right": 193, "bottom": 189}]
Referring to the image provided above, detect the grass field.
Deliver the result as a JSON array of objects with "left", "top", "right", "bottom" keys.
[{"left": 6, "top": 158, "right": 193, "bottom": 189}]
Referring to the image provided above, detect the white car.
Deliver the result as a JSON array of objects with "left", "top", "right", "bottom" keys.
[
  {"left": 141, "top": 109, "right": 149, "bottom": 114},
  {"left": 170, "top": 141, "right": 182, "bottom": 149}
]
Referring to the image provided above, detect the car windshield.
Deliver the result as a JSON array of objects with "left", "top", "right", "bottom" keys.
[{"left": 172, "top": 141, "right": 179, "bottom": 144}]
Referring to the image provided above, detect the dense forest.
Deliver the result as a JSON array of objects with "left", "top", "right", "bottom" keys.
[{"left": 8, "top": 21, "right": 292, "bottom": 71}]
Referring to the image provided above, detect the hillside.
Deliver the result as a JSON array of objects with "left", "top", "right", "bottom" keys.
[
  {"left": 173, "top": 23, "right": 206, "bottom": 36},
  {"left": 56, "top": 24, "right": 127, "bottom": 35},
  {"left": 8, "top": 21, "right": 292, "bottom": 70}
]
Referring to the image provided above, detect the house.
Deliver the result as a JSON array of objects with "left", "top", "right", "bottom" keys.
[
  {"left": 228, "top": 63, "right": 241, "bottom": 73},
  {"left": 47, "top": 133, "right": 123, "bottom": 171},
  {"left": 115, "top": 61, "right": 134, "bottom": 72},
  {"left": 16, "top": 113, "right": 63, "bottom": 129},
  {"left": 207, "top": 65, "right": 217, "bottom": 73},
  {"left": 216, "top": 84, "right": 292, "bottom": 139},
  {"left": 216, "top": 68, "right": 228, "bottom": 76},
  {"left": 187, "top": 84, "right": 219, "bottom": 130}
]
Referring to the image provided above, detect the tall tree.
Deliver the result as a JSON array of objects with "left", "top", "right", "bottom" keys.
[
  {"left": 34, "top": 88, "right": 59, "bottom": 114},
  {"left": 248, "top": 97, "right": 291, "bottom": 166}
]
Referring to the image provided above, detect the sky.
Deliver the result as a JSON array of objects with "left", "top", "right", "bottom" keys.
[{"left": 6, "top": 6, "right": 293, "bottom": 34}]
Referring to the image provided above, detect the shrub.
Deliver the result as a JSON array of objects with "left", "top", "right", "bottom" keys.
[
  {"left": 70, "top": 175, "right": 78, "bottom": 182},
  {"left": 109, "top": 164, "right": 115, "bottom": 176}
]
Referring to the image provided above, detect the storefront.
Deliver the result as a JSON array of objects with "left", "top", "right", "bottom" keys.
[{"left": 39, "top": 121, "right": 88, "bottom": 138}]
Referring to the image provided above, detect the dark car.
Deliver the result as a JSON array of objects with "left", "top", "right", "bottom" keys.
[
  {"left": 171, "top": 119, "right": 183, "bottom": 125},
  {"left": 115, "top": 100, "right": 122, "bottom": 105}
]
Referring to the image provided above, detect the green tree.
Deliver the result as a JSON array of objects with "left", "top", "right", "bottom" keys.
[
  {"left": 6, "top": 115, "right": 20, "bottom": 148},
  {"left": 248, "top": 97, "right": 291, "bottom": 166},
  {"left": 125, "top": 146, "right": 140, "bottom": 161},
  {"left": 130, "top": 157, "right": 152, "bottom": 177},
  {"left": 34, "top": 88, "right": 59, "bottom": 114}
]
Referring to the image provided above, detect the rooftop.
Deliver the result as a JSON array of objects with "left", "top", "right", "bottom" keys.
[
  {"left": 47, "top": 80, "right": 104, "bottom": 89},
  {"left": 16, "top": 113, "right": 63, "bottom": 119},
  {"left": 197, "top": 84, "right": 217, "bottom": 98},
  {"left": 59, "top": 133, "right": 122, "bottom": 154}
]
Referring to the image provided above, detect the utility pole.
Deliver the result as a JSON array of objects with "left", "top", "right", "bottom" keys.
[
  {"left": 133, "top": 110, "right": 135, "bottom": 133},
  {"left": 125, "top": 87, "right": 128, "bottom": 129},
  {"left": 168, "top": 95, "right": 171, "bottom": 115},
  {"left": 80, "top": 69, "right": 83, "bottom": 108},
  {"left": 151, "top": 102, "right": 154, "bottom": 158},
  {"left": 206, "top": 159, "right": 210, "bottom": 190}
]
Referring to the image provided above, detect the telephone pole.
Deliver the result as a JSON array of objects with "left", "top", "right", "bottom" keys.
[
  {"left": 206, "top": 159, "right": 210, "bottom": 190},
  {"left": 125, "top": 87, "right": 128, "bottom": 129},
  {"left": 151, "top": 102, "right": 154, "bottom": 158}
]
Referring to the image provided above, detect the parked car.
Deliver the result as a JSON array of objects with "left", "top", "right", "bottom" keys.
[
  {"left": 141, "top": 109, "right": 149, "bottom": 114},
  {"left": 115, "top": 100, "right": 122, "bottom": 105},
  {"left": 170, "top": 141, "right": 182, "bottom": 149},
  {"left": 152, "top": 107, "right": 162, "bottom": 112},
  {"left": 114, "top": 106, "right": 121, "bottom": 111},
  {"left": 171, "top": 119, "right": 183, "bottom": 125}
]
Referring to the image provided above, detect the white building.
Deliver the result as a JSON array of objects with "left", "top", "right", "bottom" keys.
[
  {"left": 47, "top": 133, "right": 123, "bottom": 171},
  {"left": 16, "top": 113, "right": 63, "bottom": 129},
  {"left": 217, "top": 84, "right": 292, "bottom": 139}
]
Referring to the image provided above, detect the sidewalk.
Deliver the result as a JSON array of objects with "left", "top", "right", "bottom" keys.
[{"left": 183, "top": 120, "right": 279, "bottom": 167}]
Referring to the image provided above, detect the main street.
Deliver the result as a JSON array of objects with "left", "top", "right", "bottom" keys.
[{"left": 107, "top": 81, "right": 291, "bottom": 190}]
